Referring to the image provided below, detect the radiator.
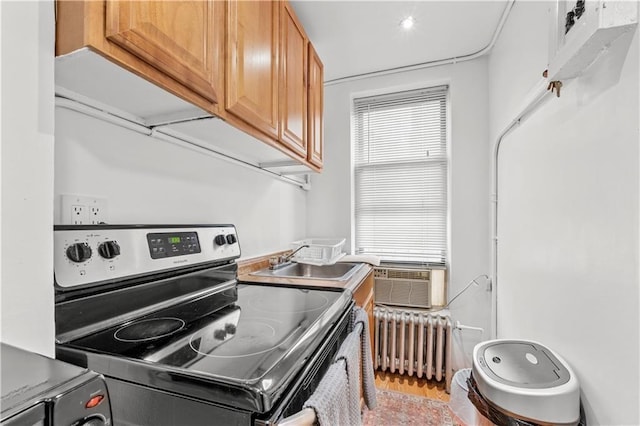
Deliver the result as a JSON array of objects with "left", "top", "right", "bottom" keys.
[{"left": 373, "top": 306, "right": 453, "bottom": 393}]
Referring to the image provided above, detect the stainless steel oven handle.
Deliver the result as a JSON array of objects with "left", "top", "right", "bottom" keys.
[
  {"left": 298, "top": 318, "right": 359, "bottom": 391},
  {"left": 256, "top": 301, "right": 353, "bottom": 426},
  {"left": 277, "top": 322, "right": 364, "bottom": 426},
  {"left": 301, "top": 336, "right": 334, "bottom": 390},
  {"left": 276, "top": 407, "right": 316, "bottom": 426}
]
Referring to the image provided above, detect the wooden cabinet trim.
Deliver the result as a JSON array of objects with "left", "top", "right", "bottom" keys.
[
  {"left": 279, "top": 1, "right": 308, "bottom": 158},
  {"left": 353, "top": 270, "right": 374, "bottom": 306},
  {"left": 225, "top": 0, "right": 280, "bottom": 140},
  {"left": 307, "top": 43, "right": 324, "bottom": 168},
  {"left": 352, "top": 270, "right": 375, "bottom": 364},
  {"left": 362, "top": 287, "right": 374, "bottom": 308}
]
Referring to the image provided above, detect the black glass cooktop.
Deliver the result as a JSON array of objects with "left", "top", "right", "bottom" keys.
[{"left": 67, "top": 284, "right": 347, "bottom": 383}]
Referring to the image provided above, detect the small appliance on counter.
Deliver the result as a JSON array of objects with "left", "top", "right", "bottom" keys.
[
  {"left": 1, "top": 342, "right": 111, "bottom": 426},
  {"left": 53, "top": 224, "right": 353, "bottom": 425},
  {"left": 469, "top": 339, "right": 582, "bottom": 425}
]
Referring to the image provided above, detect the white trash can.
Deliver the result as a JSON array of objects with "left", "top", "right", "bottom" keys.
[
  {"left": 471, "top": 339, "right": 581, "bottom": 425},
  {"left": 449, "top": 368, "right": 482, "bottom": 425}
]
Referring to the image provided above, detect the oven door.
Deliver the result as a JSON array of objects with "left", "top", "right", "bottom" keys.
[{"left": 256, "top": 300, "right": 353, "bottom": 426}]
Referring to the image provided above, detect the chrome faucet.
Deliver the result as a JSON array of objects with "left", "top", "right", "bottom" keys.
[{"left": 269, "top": 245, "right": 309, "bottom": 270}]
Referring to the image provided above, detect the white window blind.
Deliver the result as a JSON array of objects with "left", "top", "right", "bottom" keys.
[{"left": 353, "top": 85, "right": 448, "bottom": 265}]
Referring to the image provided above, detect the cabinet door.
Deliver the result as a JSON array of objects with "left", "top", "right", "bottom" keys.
[
  {"left": 105, "top": 1, "right": 221, "bottom": 103},
  {"left": 307, "top": 43, "right": 324, "bottom": 168},
  {"left": 226, "top": 0, "right": 279, "bottom": 140},
  {"left": 279, "top": 1, "right": 307, "bottom": 158}
]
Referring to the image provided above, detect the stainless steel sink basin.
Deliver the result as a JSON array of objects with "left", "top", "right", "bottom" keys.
[{"left": 251, "top": 262, "right": 363, "bottom": 281}]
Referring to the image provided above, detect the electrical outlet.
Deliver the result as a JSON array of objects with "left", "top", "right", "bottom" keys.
[
  {"left": 89, "top": 205, "right": 102, "bottom": 224},
  {"left": 71, "top": 205, "right": 88, "bottom": 225},
  {"left": 61, "top": 195, "right": 108, "bottom": 225}
]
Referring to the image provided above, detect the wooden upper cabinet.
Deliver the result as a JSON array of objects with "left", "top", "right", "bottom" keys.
[
  {"left": 307, "top": 43, "right": 324, "bottom": 168},
  {"left": 56, "top": 0, "right": 324, "bottom": 172},
  {"left": 226, "top": 0, "right": 280, "bottom": 140},
  {"left": 279, "top": 1, "right": 308, "bottom": 159},
  {"left": 105, "top": 1, "right": 221, "bottom": 103},
  {"left": 56, "top": 0, "right": 223, "bottom": 114}
]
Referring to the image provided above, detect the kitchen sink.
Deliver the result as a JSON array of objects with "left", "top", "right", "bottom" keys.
[{"left": 251, "top": 262, "right": 363, "bottom": 281}]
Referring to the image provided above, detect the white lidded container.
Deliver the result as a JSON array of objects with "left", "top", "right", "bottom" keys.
[{"left": 472, "top": 339, "right": 580, "bottom": 424}]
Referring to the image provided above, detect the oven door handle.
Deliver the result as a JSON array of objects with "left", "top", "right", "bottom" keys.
[
  {"left": 276, "top": 321, "right": 364, "bottom": 426},
  {"left": 276, "top": 407, "right": 316, "bottom": 426}
]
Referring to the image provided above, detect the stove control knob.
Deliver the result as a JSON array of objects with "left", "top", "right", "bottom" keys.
[
  {"left": 226, "top": 234, "right": 237, "bottom": 244},
  {"left": 98, "top": 241, "right": 121, "bottom": 259},
  {"left": 66, "top": 243, "right": 92, "bottom": 263},
  {"left": 214, "top": 235, "right": 227, "bottom": 246}
]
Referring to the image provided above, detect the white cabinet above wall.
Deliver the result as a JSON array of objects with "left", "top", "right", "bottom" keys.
[
  {"left": 54, "top": 0, "right": 324, "bottom": 186},
  {"left": 547, "top": 0, "right": 638, "bottom": 81}
]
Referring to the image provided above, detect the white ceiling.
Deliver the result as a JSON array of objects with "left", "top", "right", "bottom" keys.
[{"left": 290, "top": 1, "right": 509, "bottom": 82}]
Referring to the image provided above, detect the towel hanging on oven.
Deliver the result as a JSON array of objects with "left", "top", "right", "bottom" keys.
[
  {"left": 281, "top": 306, "right": 376, "bottom": 426},
  {"left": 352, "top": 306, "right": 377, "bottom": 409},
  {"left": 335, "top": 329, "right": 362, "bottom": 423},
  {"left": 302, "top": 358, "right": 352, "bottom": 426}
]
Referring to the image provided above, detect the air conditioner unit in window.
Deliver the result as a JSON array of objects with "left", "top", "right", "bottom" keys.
[{"left": 373, "top": 266, "right": 446, "bottom": 309}]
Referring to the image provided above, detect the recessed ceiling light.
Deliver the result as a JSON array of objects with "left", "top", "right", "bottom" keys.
[{"left": 400, "top": 16, "right": 415, "bottom": 30}]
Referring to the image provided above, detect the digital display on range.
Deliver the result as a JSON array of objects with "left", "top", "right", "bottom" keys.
[{"left": 147, "top": 232, "right": 200, "bottom": 259}]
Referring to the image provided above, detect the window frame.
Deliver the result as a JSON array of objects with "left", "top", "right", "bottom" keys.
[{"left": 350, "top": 84, "right": 451, "bottom": 267}]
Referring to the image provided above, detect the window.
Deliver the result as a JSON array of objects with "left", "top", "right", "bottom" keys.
[{"left": 352, "top": 85, "right": 448, "bottom": 265}]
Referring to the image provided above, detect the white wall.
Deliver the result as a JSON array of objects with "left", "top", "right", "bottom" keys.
[
  {"left": 307, "top": 59, "right": 492, "bottom": 369},
  {"left": 55, "top": 108, "right": 307, "bottom": 259},
  {"left": 1, "top": 0, "right": 55, "bottom": 356},
  {"left": 489, "top": 2, "right": 639, "bottom": 424}
]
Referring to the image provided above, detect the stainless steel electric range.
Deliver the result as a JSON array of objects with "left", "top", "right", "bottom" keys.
[{"left": 54, "top": 225, "right": 353, "bottom": 426}]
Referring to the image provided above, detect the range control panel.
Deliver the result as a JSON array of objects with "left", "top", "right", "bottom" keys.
[
  {"left": 147, "top": 232, "right": 201, "bottom": 259},
  {"left": 54, "top": 225, "right": 240, "bottom": 289}
]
